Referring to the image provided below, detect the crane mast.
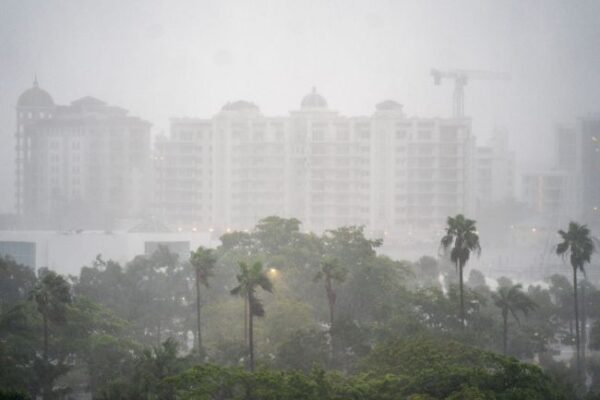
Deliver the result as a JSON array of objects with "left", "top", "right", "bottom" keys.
[{"left": 431, "top": 69, "right": 510, "bottom": 118}]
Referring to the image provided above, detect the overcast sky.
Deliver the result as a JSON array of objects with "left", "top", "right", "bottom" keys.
[{"left": 1, "top": 0, "right": 600, "bottom": 212}]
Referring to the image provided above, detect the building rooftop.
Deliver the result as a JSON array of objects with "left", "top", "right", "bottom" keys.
[
  {"left": 17, "top": 78, "right": 55, "bottom": 108},
  {"left": 300, "top": 87, "right": 328, "bottom": 110},
  {"left": 71, "top": 96, "right": 107, "bottom": 107},
  {"left": 375, "top": 100, "right": 403, "bottom": 111},
  {"left": 221, "top": 100, "right": 260, "bottom": 112}
]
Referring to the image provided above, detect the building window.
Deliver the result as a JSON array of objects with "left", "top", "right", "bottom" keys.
[
  {"left": 440, "top": 128, "right": 458, "bottom": 141},
  {"left": 336, "top": 130, "right": 349, "bottom": 141},
  {"left": 418, "top": 130, "right": 432, "bottom": 140}
]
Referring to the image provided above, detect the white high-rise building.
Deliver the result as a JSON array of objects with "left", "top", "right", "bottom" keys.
[
  {"left": 153, "top": 89, "right": 472, "bottom": 238},
  {"left": 472, "top": 128, "right": 516, "bottom": 214},
  {"left": 521, "top": 171, "right": 575, "bottom": 222},
  {"left": 518, "top": 117, "right": 600, "bottom": 225}
]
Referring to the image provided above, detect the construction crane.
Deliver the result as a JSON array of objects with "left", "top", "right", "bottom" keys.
[{"left": 430, "top": 69, "right": 510, "bottom": 118}]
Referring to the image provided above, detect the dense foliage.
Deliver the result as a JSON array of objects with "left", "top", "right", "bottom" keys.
[
  {"left": 1, "top": 216, "right": 599, "bottom": 398},
  {"left": 169, "top": 338, "right": 567, "bottom": 400}
]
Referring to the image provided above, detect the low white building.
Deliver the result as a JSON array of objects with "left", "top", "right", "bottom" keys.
[{"left": 0, "top": 226, "right": 213, "bottom": 276}]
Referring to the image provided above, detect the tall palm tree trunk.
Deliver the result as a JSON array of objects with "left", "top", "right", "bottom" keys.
[
  {"left": 195, "top": 268, "right": 203, "bottom": 352},
  {"left": 157, "top": 320, "right": 161, "bottom": 346},
  {"left": 43, "top": 314, "right": 48, "bottom": 364},
  {"left": 326, "top": 276, "right": 335, "bottom": 328},
  {"left": 573, "top": 267, "right": 581, "bottom": 379},
  {"left": 581, "top": 278, "right": 587, "bottom": 374},
  {"left": 458, "top": 260, "right": 465, "bottom": 327},
  {"left": 244, "top": 296, "right": 248, "bottom": 346},
  {"left": 502, "top": 310, "right": 508, "bottom": 355},
  {"left": 248, "top": 293, "right": 254, "bottom": 372},
  {"left": 325, "top": 277, "right": 336, "bottom": 364},
  {"left": 328, "top": 300, "right": 335, "bottom": 331},
  {"left": 43, "top": 314, "right": 49, "bottom": 400},
  {"left": 327, "top": 294, "right": 336, "bottom": 364}
]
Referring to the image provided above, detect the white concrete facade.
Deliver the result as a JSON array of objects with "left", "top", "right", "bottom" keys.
[
  {"left": 153, "top": 90, "right": 472, "bottom": 239},
  {"left": 473, "top": 128, "right": 516, "bottom": 214}
]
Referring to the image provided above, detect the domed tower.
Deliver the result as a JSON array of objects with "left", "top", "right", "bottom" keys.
[
  {"left": 15, "top": 77, "right": 55, "bottom": 214},
  {"left": 300, "top": 87, "right": 328, "bottom": 111}
]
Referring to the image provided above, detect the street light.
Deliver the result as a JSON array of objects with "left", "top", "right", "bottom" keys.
[{"left": 207, "top": 227, "right": 214, "bottom": 248}]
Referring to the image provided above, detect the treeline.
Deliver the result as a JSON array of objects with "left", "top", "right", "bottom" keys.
[{"left": 0, "top": 216, "right": 599, "bottom": 399}]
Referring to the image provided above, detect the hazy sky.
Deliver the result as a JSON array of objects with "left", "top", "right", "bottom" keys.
[{"left": 1, "top": 0, "right": 600, "bottom": 212}]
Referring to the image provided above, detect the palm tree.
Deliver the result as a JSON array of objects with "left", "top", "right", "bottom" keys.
[
  {"left": 230, "top": 261, "right": 273, "bottom": 371},
  {"left": 189, "top": 246, "right": 216, "bottom": 354},
  {"left": 440, "top": 214, "right": 481, "bottom": 327},
  {"left": 313, "top": 257, "right": 347, "bottom": 329},
  {"left": 556, "top": 221, "right": 595, "bottom": 378},
  {"left": 30, "top": 270, "right": 71, "bottom": 400},
  {"left": 492, "top": 284, "right": 537, "bottom": 355}
]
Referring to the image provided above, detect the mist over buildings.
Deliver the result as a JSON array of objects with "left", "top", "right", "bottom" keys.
[
  {"left": 5, "top": 3, "right": 600, "bottom": 397},
  {"left": 2, "top": 1, "right": 600, "bottom": 173},
  {"left": 1, "top": 0, "right": 600, "bottom": 279}
]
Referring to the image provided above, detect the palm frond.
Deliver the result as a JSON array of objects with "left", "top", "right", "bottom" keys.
[
  {"left": 230, "top": 285, "right": 242, "bottom": 296},
  {"left": 258, "top": 274, "right": 273, "bottom": 293},
  {"left": 440, "top": 234, "right": 454, "bottom": 250},
  {"left": 556, "top": 241, "right": 569, "bottom": 256},
  {"left": 250, "top": 296, "right": 265, "bottom": 317}
]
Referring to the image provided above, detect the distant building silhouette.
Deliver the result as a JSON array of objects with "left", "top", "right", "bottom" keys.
[
  {"left": 579, "top": 116, "right": 600, "bottom": 225},
  {"left": 521, "top": 170, "right": 572, "bottom": 218},
  {"left": 472, "top": 128, "right": 516, "bottom": 213},
  {"left": 519, "top": 116, "right": 600, "bottom": 227},
  {"left": 538, "top": 115, "right": 600, "bottom": 226},
  {"left": 15, "top": 79, "right": 151, "bottom": 229}
]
